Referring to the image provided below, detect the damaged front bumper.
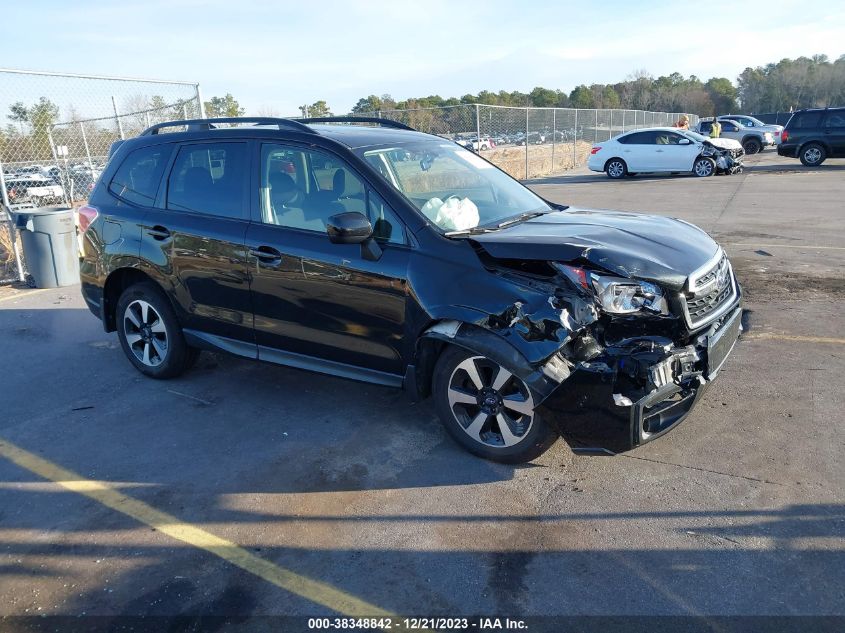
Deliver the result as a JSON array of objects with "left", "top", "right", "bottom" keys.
[{"left": 538, "top": 304, "right": 742, "bottom": 454}]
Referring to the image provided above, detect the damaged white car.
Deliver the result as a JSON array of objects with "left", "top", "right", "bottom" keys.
[{"left": 588, "top": 127, "right": 744, "bottom": 179}]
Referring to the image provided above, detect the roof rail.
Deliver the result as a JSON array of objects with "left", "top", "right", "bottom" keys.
[
  {"left": 295, "top": 116, "right": 415, "bottom": 131},
  {"left": 140, "top": 117, "right": 315, "bottom": 136}
]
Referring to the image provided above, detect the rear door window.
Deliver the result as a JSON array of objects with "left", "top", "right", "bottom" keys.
[
  {"left": 620, "top": 131, "right": 657, "bottom": 144},
  {"left": 109, "top": 145, "right": 172, "bottom": 206},
  {"left": 823, "top": 112, "right": 845, "bottom": 128},
  {"left": 166, "top": 142, "right": 248, "bottom": 219}
]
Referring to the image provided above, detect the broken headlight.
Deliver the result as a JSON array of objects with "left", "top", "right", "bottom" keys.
[
  {"left": 590, "top": 275, "right": 668, "bottom": 315},
  {"left": 553, "top": 264, "right": 669, "bottom": 316}
]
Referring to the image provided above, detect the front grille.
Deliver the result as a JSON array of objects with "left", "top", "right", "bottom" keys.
[
  {"left": 693, "top": 254, "right": 726, "bottom": 288},
  {"left": 686, "top": 283, "right": 733, "bottom": 323},
  {"left": 684, "top": 253, "right": 736, "bottom": 328}
]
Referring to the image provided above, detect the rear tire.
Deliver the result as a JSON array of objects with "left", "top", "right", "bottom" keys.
[
  {"left": 116, "top": 282, "right": 196, "bottom": 379},
  {"left": 743, "top": 138, "right": 762, "bottom": 155},
  {"left": 800, "top": 143, "right": 826, "bottom": 166},
  {"left": 605, "top": 158, "right": 627, "bottom": 179},
  {"left": 693, "top": 157, "right": 716, "bottom": 177},
  {"left": 432, "top": 346, "right": 557, "bottom": 463}
]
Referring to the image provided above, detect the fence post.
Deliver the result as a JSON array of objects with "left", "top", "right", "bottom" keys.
[
  {"left": 552, "top": 108, "right": 556, "bottom": 172},
  {"left": 0, "top": 160, "right": 26, "bottom": 282},
  {"left": 573, "top": 109, "right": 578, "bottom": 167},
  {"left": 622, "top": 109, "right": 626, "bottom": 132},
  {"left": 196, "top": 83, "right": 206, "bottom": 118},
  {"left": 525, "top": 107, "right": 529, "bottom": 180},
  {"left": 595, "top": 110, "right": 599, "bottom": 144},
  {"left": 47, "top": 129, "right": 70, "bottom": 206},
  {"left": 79, "top": 122, "right": 92, "bottom": 168},
  {"left": 475, "top": 104, "right": 481, "bottom": 149},
  {"left": 111, "top": 95, "right": 125, "bottom": 140}
]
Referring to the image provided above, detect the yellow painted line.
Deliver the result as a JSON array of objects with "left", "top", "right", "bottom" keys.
[
  {"left": 0, "top": 437, "right": 394, "bottom": 618},
  {"left": 727, "top": 243, "right": 845, "bottom": 251},
  {"left": 0, "top": 288, "right": 52, "bottom": 303},
  {"left": 746, "top": 333, "right": 845, "bottom": 345}
]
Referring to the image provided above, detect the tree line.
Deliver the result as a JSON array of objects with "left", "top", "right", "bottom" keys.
[{"left": 347, "top": 54, "right": 843, "bottom": 116}]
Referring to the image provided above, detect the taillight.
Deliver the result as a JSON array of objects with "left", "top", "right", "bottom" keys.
[
  {"left": 77, "top": 205, "right": 99, "bottom": 233},
  {"left": 591, "top": 146, "right": 601, "bottom": 154},
  {"left": 781, "top": 130, "right": 789, "bottom": 143}
]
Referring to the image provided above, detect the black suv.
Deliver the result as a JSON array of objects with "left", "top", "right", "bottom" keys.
[
  {"left": 778, "top": 107, "right": 845, "bottom": 166},
  {"left": 79, "top": 116, "right": 742, "bottom": 463}
]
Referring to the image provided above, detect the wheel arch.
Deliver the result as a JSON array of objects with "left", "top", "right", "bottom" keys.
[
  {"left": 798, "top": 139, "right": 831, "bottom": 156},
  {"left": 603, "top": 156, "right": 627, "bottom": 171},
  {"left": 102, "top": 267, "right": 170, "bottom": 332},
  {"left": 413, "top": 319, "right": 556, "bottom": 402}
]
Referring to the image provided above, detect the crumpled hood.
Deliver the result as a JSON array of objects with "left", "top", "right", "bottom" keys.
[
  {"left": 470, "top": 208, "right": 719, "bottom": 290},
  {"left": 705, "top": 137, "right": 742, "bottom": 151}
]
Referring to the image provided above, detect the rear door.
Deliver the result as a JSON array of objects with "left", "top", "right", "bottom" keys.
[
  {"left": 821, "top": 110, "right": 845, "bottom": 157},
  {"left": 140, "top": 140, "right": 255, "bottom": 347},
  {"left": 618, "top": 131, "right": 659, "bottom": 170},
  {"left": 246, "top": 142, "right": 410, "bottom": 378}
]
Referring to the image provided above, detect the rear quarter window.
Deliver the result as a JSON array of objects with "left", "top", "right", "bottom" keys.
[
  {"left": 789, "top": 112, "right": 823, "bottom": 129},
  {"left": 109, "top": 145, "right": 172, "bottom": 206}
]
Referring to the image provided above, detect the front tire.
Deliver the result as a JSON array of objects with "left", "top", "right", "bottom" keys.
[
  {"left": 432, "top": 347, "right": 557, "bottom": 463},
  {"left": 800, "top": 143, "right": 826, "bottom": 166},
  {"left": 116, "top": 282, "right": 197, "bottom": 379},
  {"left": 693, "top": 157, "right": 716, "bottom": 177},
  {"left": 605, "top": 158, "right": 627, "bottom": 179}
]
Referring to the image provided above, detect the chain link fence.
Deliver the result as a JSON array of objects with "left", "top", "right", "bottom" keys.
[
  {"left": 356, "top": 104, "right": 699, "bottom": 180},
  {"left": 1, "top": 69, "right": 203, "bottom": 282}
]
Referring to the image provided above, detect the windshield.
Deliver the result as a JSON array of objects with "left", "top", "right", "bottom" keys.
[
  {"left": 356, "top": 141, "right": 552, "bottom": 232},
  {"left": 684, "top": 130, "right": 710, "bottom": 142}
]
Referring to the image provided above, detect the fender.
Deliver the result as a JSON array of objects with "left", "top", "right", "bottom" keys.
[{"left": 417, "top": 319, "right": 561, "bottom": 402}]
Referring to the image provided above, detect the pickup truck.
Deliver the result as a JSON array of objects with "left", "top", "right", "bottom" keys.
[{"left": 694, "top": 118, "right": 774, "bottom": 155}]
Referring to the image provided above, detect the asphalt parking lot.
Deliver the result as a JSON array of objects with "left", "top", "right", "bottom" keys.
[{"left": 0, "top": 151, "right": 843, "bottom": 627}]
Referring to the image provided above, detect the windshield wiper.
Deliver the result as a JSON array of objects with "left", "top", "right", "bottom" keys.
[
  {"left": 444, "top": 226, "right": 498, "bottom": 237},
  {"left": 495, "top": 210, "right": 549, "bottom": 229}
]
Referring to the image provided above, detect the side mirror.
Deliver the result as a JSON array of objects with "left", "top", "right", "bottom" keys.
[
  {"left": 678, "top": 138, "right": 691, "bottom": 145},
  {"left": 326, "top": 212, "right": 372, "bottom": 244}
]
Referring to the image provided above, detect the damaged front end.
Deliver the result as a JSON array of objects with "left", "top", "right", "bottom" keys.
[
  {"left": 429, "top": 240, "right": 743, "bottom": 455},
  {"left": 702, "top": 140, "right": 745, "bottom": 175},
  {"left": 537, "top": 250, "right": 742, "bottom": 454}
]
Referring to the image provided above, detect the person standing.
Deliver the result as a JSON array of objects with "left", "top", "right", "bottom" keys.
[
  {"left": 675, "top": 115, "right": 689, "bottom": 130},
  {"left": 709, "top": 116, "right": 722, "bottom": 138}
]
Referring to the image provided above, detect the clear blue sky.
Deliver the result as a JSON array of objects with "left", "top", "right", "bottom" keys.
[{"left": 1, "top": 0, "right": 843, "bottom": 116}]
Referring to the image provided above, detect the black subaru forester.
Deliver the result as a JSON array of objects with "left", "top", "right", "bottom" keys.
[{"left": 79, "top": 116, "right": 742, "bottom": 463}]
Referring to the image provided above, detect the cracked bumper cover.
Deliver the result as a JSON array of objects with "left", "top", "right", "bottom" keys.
[{"left": 537, "top": 304, "right": 742, "bottom": 454}]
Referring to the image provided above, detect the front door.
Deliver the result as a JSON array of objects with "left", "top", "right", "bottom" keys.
[
  {"left": 246, "top": 143, "right": 410, "bottom": 379},
  {"left": 141, "top": 140, "right": 254, "bottom": 345},
  {"left": 652, "top": 131, "right": 700, "bottom": 171}
]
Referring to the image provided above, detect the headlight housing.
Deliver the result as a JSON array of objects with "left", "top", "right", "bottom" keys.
[{"left": 553, "top": 265, "right": 669, "bottom": 315}]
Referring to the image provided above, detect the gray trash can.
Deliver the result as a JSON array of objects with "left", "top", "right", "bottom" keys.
[{"left": 15, "top": 206, "right": 80, "bottom": 288}]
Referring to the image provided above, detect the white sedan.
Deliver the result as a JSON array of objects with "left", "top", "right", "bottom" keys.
[{"left": 587, "top": 127, "right": 744, "bottom": 179}]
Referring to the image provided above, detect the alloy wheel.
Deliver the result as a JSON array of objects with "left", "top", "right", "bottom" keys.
[
  {"left": 803, "top": 147, "right": 822, "bottom": 164},
  {"left": 607, "top": 161, "right": 625, "bottom": 178},
  {"left": 447, "top": 356, "right": 535, "bottom": 448},
  {"left": 694, "top": 159, "right": 714, "bottom": 177},
  {"left": 123, "top": 299, "right": 168, "bottom": 367}
]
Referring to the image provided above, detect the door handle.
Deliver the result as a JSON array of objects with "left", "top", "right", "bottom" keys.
[
  {"left": 249, "top": 246, "right": 283, "bottom": 264},
  {"left": 146, "top": 225, "right": 171, "bottom": 240},
  {"left": 655, "top": 149, "right": 664, "bottom": 152}
]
